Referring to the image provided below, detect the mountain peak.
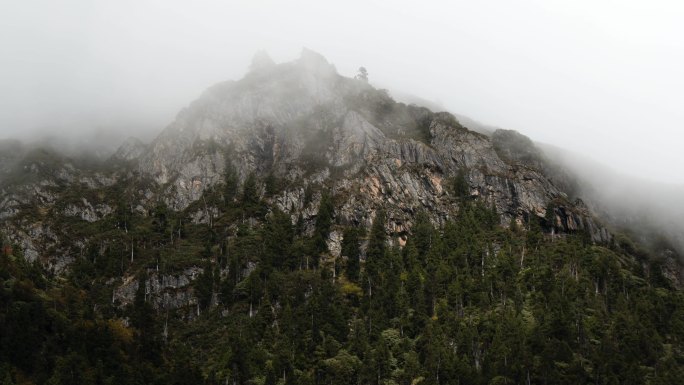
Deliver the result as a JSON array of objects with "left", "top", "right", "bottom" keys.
[
  {"left": 296, "top": 47, "right": 336, "bottom": 75},
  {"left": 249, "top": 50, "right": 276, "bottom": 72},
  {"left": 128, "top": 51, "right": 618, "bottom": 252}
]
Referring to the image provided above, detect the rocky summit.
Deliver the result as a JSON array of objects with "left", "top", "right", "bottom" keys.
[{"left": 141, "top": 49, "right": 610, "bottom": 241}]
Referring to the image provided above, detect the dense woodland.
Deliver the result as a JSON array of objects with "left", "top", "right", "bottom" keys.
[{"left": 1, "top": 170, "right": 683, "bottom": 385}]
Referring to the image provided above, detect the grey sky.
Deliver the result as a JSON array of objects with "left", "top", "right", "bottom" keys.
[{"left": 1, "top": 0, "right": 683, "bottom": 183}]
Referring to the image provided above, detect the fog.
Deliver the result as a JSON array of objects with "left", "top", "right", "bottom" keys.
[
  {"left": 538, "top": 143, "right": 684, "bottom": 257},
  {"left": 1, "top": 0, "right": 683, "bottom": 185}
]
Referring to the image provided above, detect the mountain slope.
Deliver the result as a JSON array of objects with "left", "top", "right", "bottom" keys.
[
  {"left": 539, "top": 142, "right": 684, "bottom": 269},
  {"left": 1, "top": 49, "right": 683, "bottom": 385},
  {"left": 0, "top": 49, "right": 679, "bottom": 284}
]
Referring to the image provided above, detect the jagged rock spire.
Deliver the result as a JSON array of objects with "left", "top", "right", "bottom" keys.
[
  {"left": 249, "top": 50, "right": 275, "bottom": 72},
  {"left": 297, "top": 47, "right": 336, "bottom": 75}
]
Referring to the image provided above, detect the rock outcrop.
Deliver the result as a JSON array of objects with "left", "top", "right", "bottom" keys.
[
  {"left": 113, "top": 267, "right": 203, "bottom": 313},
  {"left": 112, "top": 137, "right": 148, "bottom": 161}
]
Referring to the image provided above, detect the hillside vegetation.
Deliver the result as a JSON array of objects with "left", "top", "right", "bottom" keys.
[{"left": 1, "top": 176, "right": 683, "bottom": 385}]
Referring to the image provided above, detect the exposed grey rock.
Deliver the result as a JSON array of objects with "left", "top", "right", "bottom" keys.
[
  {"left": 250, "top": 50, "right": 276, "bottom": 72},
  {"left": 242, "top": 261, "right": 257, "bottom": 279},
  {"left": 327, "top": 230, "right": 343, "bottom": 258},
  {"left": 658, "top": 250, "right": 683, "bottom": 284},
  {"left": 10, "top": 224, "right": 60, "bottom": 265},
  {"left": 64, "top": 198, "right": 113, "bottom": 222},
  {"left": 190, "top": 206, "right": 220, "bottom": 225},
  {"left": 112, "top": 137, "right": 148, "bottom": 161},
  {"left": 113, "top": 266, "right": 203, "bottom": 311},
  {"left": 0, "top": 194, "right": 21, "bottom": 220},
  {"left": 272, "top": 187, "right": 306, "bottom": 214},
  {"left": 79, "top": 173, "right": 119, "bottom": 189}
]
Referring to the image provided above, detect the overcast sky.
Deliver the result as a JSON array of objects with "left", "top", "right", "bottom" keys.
[{"left": 1, "top": 0, "right": 683, "bottom": 183}]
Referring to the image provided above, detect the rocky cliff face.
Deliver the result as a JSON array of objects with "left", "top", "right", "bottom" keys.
[
  {"left": 3, "top": 49, "right": 661, "bottom": 304},
  {"left": 134, "top": 49, "right": 610, "bottom": 246},
  {"left": 113, "top": 266, "right": 204, "bottom": 316}
]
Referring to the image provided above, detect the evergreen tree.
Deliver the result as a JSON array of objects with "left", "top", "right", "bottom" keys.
[
  {"left": 341, "top": 228, "right": 362, "bottom": 282},
  {"left": 452, "top": 168, "right": 470, "bottom": 199},
  {"left": 242, "top": 172, "right": 261, "bottom": 215},
  {"left": 195, "top": 262, "right": 215, "bottom": 310},
  {"left": 411, "top": 211, "right": 434, "bottom": 263},
  {"left": 224, "top": 160, "right": 239, "bottom": 206},
  {"left": 313, "top": 191, "right": 334, "bottom": 255},
  {"left": 262, "top": 208, "right": 295, "bottom": 269},
  {"left": 366, "top": 209, "right": 387, "bottom": 276}
]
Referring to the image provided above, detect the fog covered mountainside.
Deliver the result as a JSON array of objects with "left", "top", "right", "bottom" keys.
[
  {"left": 0, "top": 50, "right": 681, "bottom": 275},
  {"left": 139, "top": 49, "right": 600, "bottom": 231},
  {"left": 538, "top": 143, "right": 684, "bottom": 259},
  {"left": 2, "top": 49, "right": 684, "bottom": 384},
  {"left": 0, "top": 49, "right": 680, "bottom": 278},
  {"left": 3, "top": 50, "right": 615, "bottom": 263},
  {"left": 393, "top": 89, "right": 684, "bottom": 264}
]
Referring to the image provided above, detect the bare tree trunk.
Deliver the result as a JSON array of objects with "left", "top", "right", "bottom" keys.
[{"left": 520, "top": 245, "right": 525, "bottom": 267}]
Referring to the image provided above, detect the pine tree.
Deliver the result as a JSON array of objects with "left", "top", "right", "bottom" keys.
[
  {"left": 411, "top": 211, "right": 434, "bottom": 263},
  {"left": 341, "top": 228, "right": 362, "bottom": 282},
  {"left": 453, "top": 168, "right": 470, "bottom": 199},
  {"left": 262, "top": 208, "right": 295, "bottom": 269},
  {"left": 366, "top": 209, "right": 387, "bottom": 276},
  {"left": 195, "top": 262, "right": 215, "bottom": 310},
  {"left": 313, "top": 191, "right": 334, "bottom": 255},
  {"left": 224, "top": 160, "right": 239, "bottom": 206},
  {"left": 242, "top": 172, "right": 259, "bottom": 205}
]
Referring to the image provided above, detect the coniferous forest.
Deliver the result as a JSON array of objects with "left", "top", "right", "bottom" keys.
[{"left": 1, "top": 173, "right": 683, "bottom": 385}]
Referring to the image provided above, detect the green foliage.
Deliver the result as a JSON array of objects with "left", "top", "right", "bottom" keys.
[
  {"left": 195, "top": 263, "right": 215, "bottom": 310},
  {"left": 0, "top": 250, "right": 181, "bottom": 385},
  {"left": 341, "top": 228, "right": 362, "bottom": 282},
  {"left": 224, "top": 160, "right": 239, "bottom": 206},
  {"left": 236, "top": 172, "right": 269, "bottom": 219},
  {"left": 261, "top": 208, "right": 295, "bottom": 270},
  {"left": 366, "top": 209, "right": 387, "bottom": 273},
  {"left": 451, "top": 168, "right": 470, "bottom": 200},
  {"left": 2, "top": 195, "right": 683, "bottom": 385},
  {"left": 242, "top": 173, "right": 259, "bottom": 206},
  {"left": 312, "top": 191, "right": 334, "bottom": 255},
  {"left": 263, "top": 173, "right": 280, "bottom": 197}
]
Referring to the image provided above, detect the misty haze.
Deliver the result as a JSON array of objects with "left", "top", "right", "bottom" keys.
[{"left": 1, "top": 1, "right": 683, "bottom": 384}]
